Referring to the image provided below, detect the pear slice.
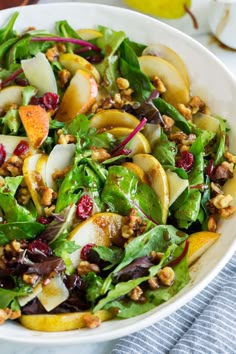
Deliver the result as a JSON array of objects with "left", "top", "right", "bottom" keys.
[
  {"left": 107, "top": 127, "right": 151, "bottom": 156},
  {"left": 55, "top": 69, "right": 98, "bottom": 122},
  {"left": 59, "top": 53, "right": 100, "bottom": 83},
  {"left": 23, "top": 153, "right": 44, "bottom": 215},
  {"left": 77, "top": 28, "right": 102, "bottom": 40},
  {"left": 37, "top": 276, "right": 69, "bottom": 312},
  {"left": 193, "top": 113, "right": 220, "bottom": 133},
  {"left": 21, "top": 52, "right": 57, "bottom": 95},
  {"left": 133, "top": 154, "right": 169, "bottom": 224},
  {"left": 187, "top": 231, "right": 220, "bottom": 266},
  {"left": 0, "top": 85, "right": 24, "bottom": 110},
  {"left": 19, "top": 310, "right": 113, "bottom": 332},
  {"left": 45, "top": 143, "right": 75, "bottom": 190},
  {"left": 166, "top": 169, "right": 189, "bottom": 206},
  {"left": 223, "top": 167, "right": 236, "bottom": 206},
  {"left": 36, "top": 154, "right": 48, "bottom": 184},
  {"left": 122, "top": 162, "right": 149, "bottom": 184},
  {"left": 0, "top": 135, "right": 32, "bottom": 160},
  {"left": 142, "top": 43, "right": 190, "bottom": 89},
  {"left": 89, "top": 109, "right": 140, "bottom": 130},
  {"left": 138, "top": 55, "right": 190, "bottom": 107},
  {"left": 68, "top": 212, "right": 124, "bottom": 267}
]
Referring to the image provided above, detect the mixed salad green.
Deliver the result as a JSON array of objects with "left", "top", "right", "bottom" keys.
[{"left": 0, "top": 12, "right": 235, "bottom": 331}]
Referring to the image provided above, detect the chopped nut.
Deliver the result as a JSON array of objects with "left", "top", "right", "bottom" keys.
[
  {"left": 83, "top": 314, "right": 101, "bottom": 329},
  {"left": 77, "top": 261, "right": 100, "bottom": 276},
  {"left": 113, "top": 93, "right": 124, "bottom": 108},
  {"left": 148, "top": 277, "right": 159, "bottom": 290},
  {"left": 46, "top": 45, "right": 59, "bottom": 62},
  {"left": 179, "top": 144, "right": 190, "bottom": 153},
  {"left": 177, "top": 103, "right": 192, "bottom": 121},
  {"left": 0, "top": 309, "right": 8, "bottom": 325},
  {"left": 207, "top": 215, "right": 217, "bottom": 232},
  {"left": 91, "top": 147, "right": 111, "bottom": 162},
  {"left": 224, "top": 151, "right": 236, "bottom": 164},
  {"left": 3, "top": 155, "right": 23, "bottom": 177},
  {"left": 210, "top": 194, "right": 233, "bottom": 209},
  {"left": 128, "top": 286, "right": 143, "bottom": 301},
  {"left": 121, "top": 224, "right": 134, "bottom": 239},
  {"left": 162, "top": 115, "right": 175, "bottom": 131},
  {"left": 157, "top": 267, "right": 175, "bottom": 286},
  {"left": 57, "top": 130, "right": 76, "bottom": 144},
  {"left": 38, "top": 186, "right": 57, "bottom": 206},
  {"left": 218, "top": 205, "right": 236, "bottom": 218},
  {"left": 188, "top": 95, "right": 206, "bottom": 114},
  {"left": 169, "top": 131, "right": 188, "bottom": 143},
  {"left": 152, "top": 76, "right": 166, "bottom": 93},
  {"left": 16, "top": 187, "right": 31, "bottom": 205},
  {"left": 210, "top": 182, "right": 223, "bottom": 195},
  {"left": 116, "top": 77, "right": 129, "bottom": 90},
  {"left": 5, "top": 308, "right": 21, "bottom": 320},
  {"left": 52, "top": 166, "right": 72, "bottom": 181},
  {"left": 23, "top": 274, "right": 39, "bottom": 285},
  {"left": 150, "top": 251, "right": 164, "bottom": 264},
  {"left": 181, "top": 133, "right": 196, "bottom": 146},
  {"left": 11, "top": 240, "right": 22, "bottom": 253},
  {"left": 214, "top": 161, "right": 234, "bottom": 181},
  {"left": 58, "top": 69, "right": 71, "bottom": 88}
]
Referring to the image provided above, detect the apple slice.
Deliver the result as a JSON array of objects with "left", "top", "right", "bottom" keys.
[
  {"left": 59, "top": 53, "right": 100, "bottom": 83},
  {"left": 45, "top": 143, "right": 75, "bottom": 190},
  {"left": 138, "top": 55, "right": 190, "bottom": 107},
  {"left": 193, "top": 113, "right": 220, "bottom": 133},
  {"left": 77, "top": 28, "right": 102, "bottom": 40},
  {"left": 187, "top": 231, "right": 220, "bottom": 266},
  {"left": 142, "top": 43, "right": 190, "bottom": 89},
  {"left": 0, "top": 85, "right": 24, "bottom": 110},
  {"left": 55, "top": 69, "right": 98, "bottom": 122},
  {"left": 18, "top": 105, "right": 50, "bottom": 149},
  {"left": 0, "top": 135, "right": 32, "bottom": 160},
  {"left": 21, "top": 52, "right": 57, "bottom": 95},
  {"left": 89, "top": 109, "right": 140, "bottom": 130},
  {"left": 23, "top": 153, "right": 44, "bottom": 215},
  {"left": 133, "top": 154, "right": 169, "bottom": 224},
  {"left": 68, "top": 212, "right": 124, "bottom": 267},
  {"left": 107, "top": 127, "right": 151, "bottom": 156},
  {"left": 166, "top": 169, "right": 189, "bottom": 206},
  {"left": 37, "top": 276, "right": 69, "bottom": 312},
  {"left": 19, "top": 310, "right": 113, "bottom": 332}
]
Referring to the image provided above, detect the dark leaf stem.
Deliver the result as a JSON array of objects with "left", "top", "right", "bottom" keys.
[
  {"left": 31, "top": 36, "right": 101, "bottom": 52},
  {"left": 0, "top": 68, "right": 23, "bottom": 88}
]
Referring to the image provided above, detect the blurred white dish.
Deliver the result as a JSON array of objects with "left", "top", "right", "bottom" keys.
[{"left": 0, "top": 1, "right": 236, "bottom": 345}]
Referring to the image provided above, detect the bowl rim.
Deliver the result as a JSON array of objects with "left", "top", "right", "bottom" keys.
[{"left": 0, "top": 1, "right": 236, "bottom": 345}]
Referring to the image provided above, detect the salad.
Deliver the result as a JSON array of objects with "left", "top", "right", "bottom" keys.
[{"left": 0, "top": 12, "right": 235, "bottom": 331}]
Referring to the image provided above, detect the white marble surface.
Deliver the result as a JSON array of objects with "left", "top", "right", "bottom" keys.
[{"left": 2, "top": 1, "right": 236, "bottom": 353}]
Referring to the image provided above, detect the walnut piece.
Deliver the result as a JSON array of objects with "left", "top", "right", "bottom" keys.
[
  {"left": 128, "top": 286, "right": 143, "bottom": 301},
  {"left": 157, "top": 267, "right": 175, "bottom": 286},
  {"left": 83, "top": 314, "right": 101, "bottom": 329},
  {"left": 77, "top": 261, "right": 100, "bottom": 276}
]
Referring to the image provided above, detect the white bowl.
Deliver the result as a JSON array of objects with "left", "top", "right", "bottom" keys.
[{"left": 0, "top": 1, "right": 236, "bottom": 345}]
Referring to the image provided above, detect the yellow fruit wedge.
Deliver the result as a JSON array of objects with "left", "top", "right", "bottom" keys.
[
  {"left": 89, "top": 109, "right": 140, "bottom": 130},
  {"left": 77, "top": 28, "right": 103, "bottom": 40},
  {"left": 21, "top": 52, "right": 57, "bottom": 95},
  {"left": 0, "top": 135, "right": 32, "bottom": 160},
  {"left": 36, "top": 154, "right": 48, "bottom": 184},
  {"left": 122, "top": 162, "right": 149, "bottom": 184},
  {"left": 166, "top": 169, "right": 189, "bottom": 206},
  {"left": 68, "top": 212, "right": 125, "bottom": 267},
  {"left": 133, "top": 154, "right": 169, "bottom": 224},
  {"left": 19, "top": 310, "right": 114, "bottom": 332},
  {"left": 142, "top": 43, "right": 190, "bottom": 89},
  {"left": 107, "top": 127, "right": 151, "bottom": 156},
  {"left": 139, "top": 55, "right": 190, "bottom": 107},
  {"left": 193, "top": 113, "right": 220, "bottom": 133},
  {"left": 0, "top": 85, "right": 24, "bottom": 110},
  {"left": 59, "top": 53, "right": 100, "bottom": 83},
  {"left": 23, "top": 153, "right": 44, "bottom": 215},
  {"left": 223, "top": 168, "right": 236, "bottom": 206},
  {"left": 56, "top": 69, "right": 98, "bottom": 122},
  {"left": 187, "top": 231, "right": 220, "bottom": 266},
  {"left": 37, "top": 276, "right": 69, "bottom": 312}
]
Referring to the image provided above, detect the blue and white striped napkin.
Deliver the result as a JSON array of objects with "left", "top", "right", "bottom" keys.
[{"left": 112, "top": 253, "right": 236, "bottom": 354}]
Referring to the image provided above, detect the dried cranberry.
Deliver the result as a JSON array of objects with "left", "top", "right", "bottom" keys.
[
  {"left": 42, "top": 92, "right": 59, "bottom": 110},
  {"left": 112, "top": 148, "right": 132, "bottom": 157},
  {"left": 65, "top": 274, "right": 86, "bottom": 291},
  {"left": 30, "top": 96, "right": 44, "bottom": 107},
  {"left": 37, "top": 216, "right": 51, "bottom": 225},
  {"left": 86, "top": 54, "right": 103, "bottom": 64},
  {"left": 14, "top": 77, "right": 29, "bottom": 86},
  {"left": 0, "top": 144, "right": 6, "bottom": 166},
  {"left": 13, "top": 140, "right": 29, "bottom": 156},
  {"left": 205, "top": 159, "right": 215, "bottom": 179},
  {"left": 28, "top": 239, "right": 52, "bottom": 256},
  {"left": 76, "top": 195, "right": 93, "bottom": 219},
  {"left": 176, "top": 151, "right": 194, "bottom": 171},
  {"left": 80, "top": 243, "right": 95, "bottom": 261}
]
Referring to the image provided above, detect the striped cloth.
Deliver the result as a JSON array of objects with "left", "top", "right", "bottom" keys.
[{"left": 112, "top": 253, "right": 236, "bottom": 354}]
